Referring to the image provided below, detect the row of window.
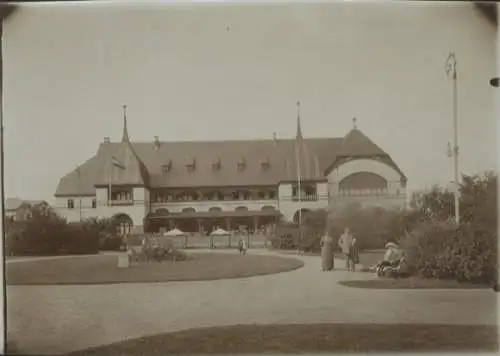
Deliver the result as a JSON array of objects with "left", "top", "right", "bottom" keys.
[
  {"left": 67, "top": 190, "right": 134, "bottom": 209},
  {"left": 152, "top": 190, "right": 277, "bottom": 203},
  {"left": 66, "top": 188, "right": 401, "bottom": 209},
  {"left": 67, "top": 199, "right": 97, "bottom": 209},
  {"left": 161, "top": 158, "right": 271, "bottom": 174},
  {"left": 154, "top": 205, "right": 277, "bottom": 214}
]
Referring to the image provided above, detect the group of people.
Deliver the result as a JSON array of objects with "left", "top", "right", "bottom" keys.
[
  {"left": 319, "top": 228, "right": 409, "bottom": 278},
  {"left": 319, "top": 228, "right": 359, "bottom": 272}
]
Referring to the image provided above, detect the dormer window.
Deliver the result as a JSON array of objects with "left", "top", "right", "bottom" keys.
[
  {"left": 212, "top": 157, "right": 221, "bottom": 171},
  {"left": 162, "top": 159, "right": 172, "bottom": 173},
  {"left": 237, "top": 157, "right": 246, "bottom": 172},
  {"left": 186, "top": 157, "right": 196, "bottom": 173},
  {"left": 260, "top": 157, "right": 270, "bottom": 170}
]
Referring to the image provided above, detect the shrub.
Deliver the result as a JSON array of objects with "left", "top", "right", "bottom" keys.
[
  {"left": 170, "top": 248, "right": 189, "bottom": 261},
  {"left": 326, "top": 205, "right": 406, "bottom": 251},
  {"left": 400, "top": 220, "right": 497, "bottom": 284},
  {"left": 5, "top": 205, "right": 104, "bottom": 256},
  {"left": 99, "top": 233, "right": 123, "bottom": 251},
  {"left": 400, "top": 172, "right": 497, "bottom": 284},
  {"left": 63, "top": 221, "right": 100, "bottom": 255},
  {"left": 5, "top": 203, "right": 68, "bottom": 256}
]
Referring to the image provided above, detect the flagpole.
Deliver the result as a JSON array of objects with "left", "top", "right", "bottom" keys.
[
  {"left": 445, "top": 53, "right": 460, "bottom": 225},
  {"left": 296, "top": 140, "right": 302, "bottom": 242},
  {"left": 77, "top": 166, "right": 82, "bottom": 221},
  {"left": 295, "top": 102, "right": 302, "bottom": 247},
  {"left": 0, "top": 14, "right": 7, "bottom": 354},
  {"left": 108, "top": 159, "right": 112, "bottom": 206}
]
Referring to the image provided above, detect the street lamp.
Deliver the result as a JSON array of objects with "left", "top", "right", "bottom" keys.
[{"left": 445, "top": 52, "right": 460, "bottom": 225}]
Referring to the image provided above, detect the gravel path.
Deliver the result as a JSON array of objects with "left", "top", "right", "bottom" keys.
[{"left": 7, "top": 250, "right": 498, "bottom": 355}]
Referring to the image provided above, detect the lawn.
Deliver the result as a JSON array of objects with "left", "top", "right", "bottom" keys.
[
  {"left": 278, "top": 249, "right": 384, "bottom": 269},
  {"left": 64, "top": 323, "right": 498, "bottom": 355},
  {"left": 6, "top": 252, "right": 304, "bottom": 285},
  {"left": 339, "top": 276, "right": 490, "bottom": 289}
]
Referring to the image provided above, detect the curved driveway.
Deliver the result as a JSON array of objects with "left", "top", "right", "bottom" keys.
[{"left": 7, "top": 250, "right": 499, "bottom": 355}]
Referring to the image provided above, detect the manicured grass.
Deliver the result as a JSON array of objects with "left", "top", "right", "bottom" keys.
[
  {"left": 64, "top": 323, "right": 498, "bottom": 355},
  {"left": 339, "top": 276, "right": 490, "bottom": 289},
  {"left": 277, "top": 249, "right": 385, "bottom": 269},
  {"left": 6, "top": 252, "right": 304, "bottom": 285}
]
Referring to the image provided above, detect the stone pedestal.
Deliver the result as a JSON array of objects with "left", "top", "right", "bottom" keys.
[{"left": 118, "top": 254, "right": 130, "bottom": 268}]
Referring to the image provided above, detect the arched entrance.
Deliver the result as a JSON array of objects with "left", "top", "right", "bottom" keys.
[
  {"left": 112, "top": 213, "right": 134, "bottom": 236},
  {"left": 293, "top": 208, "right": 311, "bottom": 225}
]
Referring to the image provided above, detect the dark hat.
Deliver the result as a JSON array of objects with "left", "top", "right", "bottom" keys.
[{"left": 490, "top": 77, "right": 499, "bottom": 87}]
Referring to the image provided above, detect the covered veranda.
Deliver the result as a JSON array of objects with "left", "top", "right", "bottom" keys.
[{"left": 146, "top": 209, "right": 283, "bottom": 234}]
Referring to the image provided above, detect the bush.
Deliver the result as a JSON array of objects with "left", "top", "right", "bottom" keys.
[
  {"left": 326, "top": 205, "right": 406, "bottom": 251},
  {"left": 6, "top": 203, "right": 68, "bottom": 256},
  {"left": 63, "top": 222, "right": 100, "bottom": 255},
  {"left": 400, "top": 220, "right": 497, "bottom": 284},
  {"left": 5, "top": 204, "right": 103, "bottom": 256},
  {"left": 401, "top": 172, "right": 497, "bottom": 284},
  {"left": 99, "top": 233, "right": 123, "bottom": 251},
  {"left": 170, "top": 248, "right": 189, "bottom": 261}
]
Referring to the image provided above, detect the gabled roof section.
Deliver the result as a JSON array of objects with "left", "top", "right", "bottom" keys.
[
  {"left": 96, "top": 109, "right": 150, "bottom": 186},
  {"left": 96, "top": 140, "right": 150, "bottom": 186},
  {"left": 55, "top": 154, "right": 103, "bottom": 196},
  {"left": 337, "top": 121, "right": 387, "bottom": 157},
  {"left": 54, "top": 124, "right": 404, "bottom": 196},
  {"left": 323, "top": 119, "right": 406, "bottom": 179}
]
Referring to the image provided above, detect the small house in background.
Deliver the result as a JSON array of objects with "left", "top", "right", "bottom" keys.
[{"left": 4, "top": 198, "right": 49, "bottom": 222}]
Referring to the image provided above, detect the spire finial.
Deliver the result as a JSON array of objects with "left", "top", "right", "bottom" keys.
[
  {"left": 296, "top": 101, "right": 302, "bottom": 139},
  {"left": 122, "top": 104, "right": 129, "bottom": 142},
  {"left": 352, "top": 117, "right": 357, "bottom": 130}
]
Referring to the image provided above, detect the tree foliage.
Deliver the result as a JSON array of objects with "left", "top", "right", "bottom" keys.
[
  {"left": 5, "top": 204, "right": 122, "bottom": 256},
  {"left": 401, "top": 172, "right": 497, "bottom": 284}
]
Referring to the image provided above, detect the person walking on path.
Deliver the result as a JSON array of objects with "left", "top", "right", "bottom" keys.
[
  {"left": 338, "top": 228, "right": 356, "bottom": 272},
  {"left": 238, "top": 236, "right": 247, "bottom": 255},
  {"left": 320, "top": 232, "right": 334, "bottom": 271}
]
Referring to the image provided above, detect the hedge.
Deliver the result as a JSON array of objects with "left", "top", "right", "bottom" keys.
[
  {"left": 400, "top": 219, "right": 497, "bottom": 284},
  {"left": 5, "top": 204, "right": 119, "bottom": 256}
]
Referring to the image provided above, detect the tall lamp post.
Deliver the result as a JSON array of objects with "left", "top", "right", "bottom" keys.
[{"left": 445, "top": 53, "right": 460, "bottom": 225}]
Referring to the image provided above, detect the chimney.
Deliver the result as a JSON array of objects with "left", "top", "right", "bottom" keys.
[
  {"left": 154, "top": 136, "right": 160, "bottom": 150},
  {"left": 104, "top": 137, "right": 110, "bottom": 143},
  {"left": 272, "top": 132, "right": 277, "bottom": 146}
]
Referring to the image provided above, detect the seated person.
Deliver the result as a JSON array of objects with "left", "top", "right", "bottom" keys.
[{"left": 369, "top": 242, "right": 405, "bottom": 276}]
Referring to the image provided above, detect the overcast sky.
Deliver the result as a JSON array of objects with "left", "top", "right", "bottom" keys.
[{"left": 2, "top": 1, "right": 497, "bottom": 202}]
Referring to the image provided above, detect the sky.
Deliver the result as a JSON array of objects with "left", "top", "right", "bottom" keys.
[{"left": 2, "top": 1, "right": 497, "bottom": 202}]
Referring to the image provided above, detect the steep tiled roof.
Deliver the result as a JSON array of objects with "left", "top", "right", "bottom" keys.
[
  {"left": 96, "top": 111, "right": 150, "bottom": 187},
  {"left": 323, "top": 125, "right": 406, "bottom": 179},
  {"left": 337, "top": 127, "right": 387, "bottom": 157},
  {"left": 96, "top": 140, "right": 150, "bottom": 187},
  {"left": 54, "top": 128, "right": 403, "bottom": 196}
]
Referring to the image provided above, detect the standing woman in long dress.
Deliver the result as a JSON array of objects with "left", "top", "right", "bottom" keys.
[{"left": 320, "top": 232, "right": 334, "bottom": 271}]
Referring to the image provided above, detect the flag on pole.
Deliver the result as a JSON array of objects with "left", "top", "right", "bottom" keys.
[
  {"left": 111, "top": 156, "right": 125, "bottom": 170},
  {"left": 108, "top": 156, "right": 125, "bottom": 206}
]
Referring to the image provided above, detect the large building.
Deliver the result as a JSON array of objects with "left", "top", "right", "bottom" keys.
[{"left": 53, "top": 110, "right": 407, "bottom": 234}]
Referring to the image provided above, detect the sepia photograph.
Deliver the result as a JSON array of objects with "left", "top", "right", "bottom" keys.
[{"left": 0, "top": 0, "right": 498, "bottom": 354}]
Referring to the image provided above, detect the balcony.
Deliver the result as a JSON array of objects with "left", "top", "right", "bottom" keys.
[
  {"left": 337, "top": 188, "right": 404, "bottom": 197},
  {"left": 150, "top": 199, "right": 280, "bottom": 216},
  {"left": 152, "top": 195, "right": 277, "bottom": 204},
  {"left": 281, "top": 194, "right": 329, "bottom": 202},
  {"left": 109, "top": 199, "right": 134, "bottom": 206}
]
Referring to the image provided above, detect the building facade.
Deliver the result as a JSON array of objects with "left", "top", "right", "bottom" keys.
[
  {"left": 4, "top": 198, "right": 47, "bottom": 222},
  {"left": 53, "top": 113, "right": 407, "bottom": 234}
]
